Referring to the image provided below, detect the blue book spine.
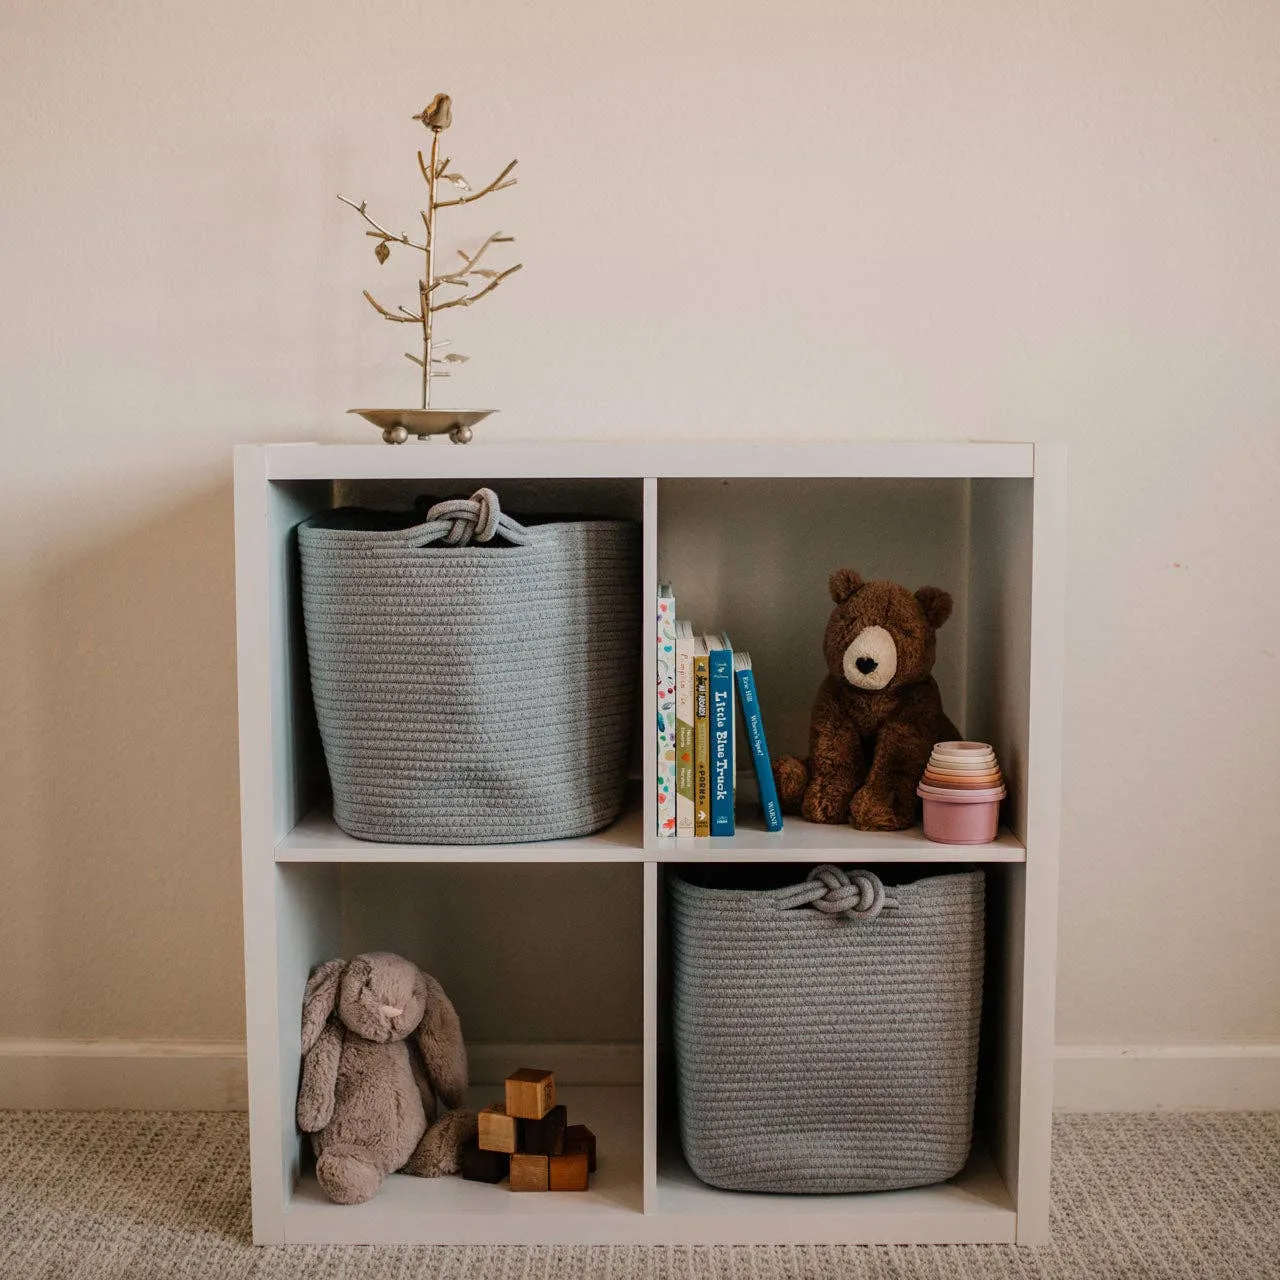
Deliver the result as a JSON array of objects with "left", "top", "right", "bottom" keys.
[
  {"left": 708, "top": 643, "right": 735, "bottom": 836},
  {"left": 735, "top": 664, "right": 783, "bottom": 832}
]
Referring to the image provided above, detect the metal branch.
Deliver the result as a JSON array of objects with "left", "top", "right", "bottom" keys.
[
  {"left": 363, "top": 290, "right": 422, "bottom": 323},
  {"left": 417, "top": 150, "right": 451, "bottom": 191},
  {"left": 338, "top": 195, "right": 427, "bottom": 253},
  {"left": 430, "top": 262, "right": 523, "bottom": 312},
  {"left": 436, "top": 159, "right": 518, "bottom": 208},
  {"left": 449, "top": 231, "right": 512, "bottom": 278}
]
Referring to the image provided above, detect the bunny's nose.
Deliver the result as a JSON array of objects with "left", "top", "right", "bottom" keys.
[{"left": 380, "top": 1004, "right": 404, "bottom": 1018}]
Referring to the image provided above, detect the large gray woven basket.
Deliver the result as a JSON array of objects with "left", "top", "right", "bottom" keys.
[
  {"left": 298, "top": 488, "right": 640, "bottom": 844},
  {"left": 669, "top": 863, "right": 984, "bottom": 1194}
]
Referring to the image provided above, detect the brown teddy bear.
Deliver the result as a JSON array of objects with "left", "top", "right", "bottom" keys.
[{"left": 774, "top": 569, "right": 959, "bottom": 831}]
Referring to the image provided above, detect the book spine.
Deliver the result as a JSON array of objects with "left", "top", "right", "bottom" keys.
[
  {"left": 709, "top": 645, "right": 735, "bottom": 836},
  {"left": 656, "top": 586, "right": 676, "bottom": 837},
  {"left": 735, "top": 666, "right": 783, "bottom": 832},
  {"left": 693, "top": 653, "right": 711, "bottom": 837},
  {"left": 675, "top": 634, "right": 695, "bottom": 836}
]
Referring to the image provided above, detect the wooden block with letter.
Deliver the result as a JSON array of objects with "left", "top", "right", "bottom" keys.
[
  {"left": 458, "top": 1139, "right": 508, "bottom": 1184},
  {"left": 505, "top": 1067, "right": 556, "bottom": 1120},
  {"left": 509, "top": 1152, "right": 549, "bottom": 1192},
  {"left": 477, "top": 1102, "right": 519, "bottom": 1153},
  {"left": 521, "top": 1103, "right": 567, "bottom": 1156},
  {"left": 564, "top": 1123, "right": 597, "bottom": 1173},
  {"left": 548, "top": 1149, "right": 590, "bottom": 1192}
]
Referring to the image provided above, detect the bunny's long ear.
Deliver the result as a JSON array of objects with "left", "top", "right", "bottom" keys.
[
  {"left": 300, "top": 958, "right": 345, "bottom": 1054},
  {"left": 413, "top": 969, "right": 468, "bottom": 1111}
]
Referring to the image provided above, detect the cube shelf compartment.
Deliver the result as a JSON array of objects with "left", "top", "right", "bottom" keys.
[{"left": 234, "top": 440, "right": 1064, "bottom": 1245}]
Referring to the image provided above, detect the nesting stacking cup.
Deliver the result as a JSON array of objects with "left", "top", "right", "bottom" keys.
[{"left": 917, "top": 742, "right": 1006, "bottom": 844}]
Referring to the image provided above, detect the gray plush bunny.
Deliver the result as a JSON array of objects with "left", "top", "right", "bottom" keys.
[{"left": 296, "top": 951, "right": 476, "bottom": 1204}]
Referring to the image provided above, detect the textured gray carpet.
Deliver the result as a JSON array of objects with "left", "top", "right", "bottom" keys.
[{"left": 0, "top": 1112, "right": 1277, "bottom": 1278}]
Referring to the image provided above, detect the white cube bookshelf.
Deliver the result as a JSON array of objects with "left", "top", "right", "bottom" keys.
[{"left": 234, "top": 440, "right": 1065, "bottom": 1246}]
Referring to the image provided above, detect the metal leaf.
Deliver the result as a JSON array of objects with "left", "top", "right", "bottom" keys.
[
  {"left": 445, "top": 173, "right": 471, "bottom": 191},
  {"left": 374, "top": 241, "right": 390, "bottom": 264},
  {"left": 444, "top": 353, "right": 470, "bottom": 362}
]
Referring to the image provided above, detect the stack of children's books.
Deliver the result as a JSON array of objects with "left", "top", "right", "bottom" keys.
[{"left": 656, "top": 582, "right": 783, "bottom": 838}]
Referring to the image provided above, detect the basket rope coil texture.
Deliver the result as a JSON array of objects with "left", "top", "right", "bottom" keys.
[
  {"left": 298, "top": 488, "right": 641, "bottom": 844},
  {"left": 669, "top": 864, "right": 985, "bottom": 1194}
]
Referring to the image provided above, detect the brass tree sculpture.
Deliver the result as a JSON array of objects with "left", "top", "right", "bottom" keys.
[{"left": 338, "top": 93, "right": 521, "bottom": 417}]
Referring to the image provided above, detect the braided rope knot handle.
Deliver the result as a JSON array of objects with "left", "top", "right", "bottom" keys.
[
  {"left": 412, "top": 487, "right": 531, "bottom": 547},
  {"left": 774, "top": 865, "right": 898, "bottom": 921}
]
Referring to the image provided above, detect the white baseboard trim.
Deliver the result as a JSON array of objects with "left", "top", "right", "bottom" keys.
[
  {"left": 0, "top": 1038, "right": 641, "bottom": 1111},
  {"left": 1054, "top": 1043, "right": 1280, "bottom": 1111},
  {"left": 0, "top": 1039, "right": 248, "bottom": 1111},
  {"left": 6, "top": 1038, "right": 1276, "bottom": 1112}
]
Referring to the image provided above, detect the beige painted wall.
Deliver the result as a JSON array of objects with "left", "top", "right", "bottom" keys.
[{"left": 2, "top": 1, "right": 1278, "bottom": 1062}]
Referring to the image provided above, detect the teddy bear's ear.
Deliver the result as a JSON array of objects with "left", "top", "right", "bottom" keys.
[
  {"left": 828, "top": 568, "right": 865, "bottom": 604},
  {"left": 914, "top": 586, "right": 953, "bottom": 629},
  {"left": 300, "top": 958, "right": 345, "bottom": 1054}
]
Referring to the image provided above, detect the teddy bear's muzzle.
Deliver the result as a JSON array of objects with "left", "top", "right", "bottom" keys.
[{"left": 842, "top": 626, "right": 898, "bottom": 691}]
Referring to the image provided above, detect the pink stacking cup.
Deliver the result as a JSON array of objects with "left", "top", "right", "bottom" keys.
[{"left": 917, "top": 781, "right": 1006, "bottom": 845}]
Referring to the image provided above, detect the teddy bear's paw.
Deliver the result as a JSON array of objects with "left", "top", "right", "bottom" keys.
[
  {"left": 802, "top": 779, "right": 854, "bottom": 825},
  {"left": 848, "top": 787, "right": 915, "bottom": 832},
  {"left": 316, "top": 1150, "right": 385, "bottom": 1204},
  {"left": 773, "top": 756, "right": 809, "bottom": 812}
]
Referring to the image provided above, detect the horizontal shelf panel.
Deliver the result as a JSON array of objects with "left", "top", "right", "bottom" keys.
[
  {"left": 257, "top": 440, "right": 1035, "bottom": 482},
  {"left": 275, "top": 803, "right": 1023, "bottom": 864},
  {"left": 649, "top": 817, "right": 1026, "bottom": 863},
  {"left": 652, "top": 1138, "right": 1016, "bottom": 1245},
  {"left": 284, "top": 1086, "right": 643, "bottom": 1245},
  {"left": 276, "top": 802, "right": 645, "bottom": 863},
  {"left": 282, "top": 1086, "right": 1014, "bottom": 1246}
]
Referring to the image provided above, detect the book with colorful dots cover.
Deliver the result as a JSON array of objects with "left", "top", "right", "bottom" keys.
[
  {"left": 693, "top": 636, "right": 711, "bottom": 837},
  {"left": 656, "top": 582, "right": 677, "bottom": 837},
  {"left": 674, "top": 619, "right": 696, "bottom": 836}
]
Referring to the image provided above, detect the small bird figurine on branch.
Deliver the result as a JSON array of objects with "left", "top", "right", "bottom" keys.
[{"left": 338, "top": 93, "right": 522, "bottom": 443}]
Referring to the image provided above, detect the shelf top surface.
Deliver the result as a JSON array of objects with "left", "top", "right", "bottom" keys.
[
  {"left": 243, "top": 440, "right": 1036, "bottom": 482},
  {"left": 279, "top": 1086, "right": 1016, "bottom": 1245},
  {"left": 275, "top": 803, "right": 1024, "bottom": 864}
]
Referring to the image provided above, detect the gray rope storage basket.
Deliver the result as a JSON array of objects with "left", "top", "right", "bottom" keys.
[
  {"left": 298, "top": 488, "right": 640, "bottom": 844},
  {"left": 669, "top": 863, "right": 984, "bottom": 1194}
]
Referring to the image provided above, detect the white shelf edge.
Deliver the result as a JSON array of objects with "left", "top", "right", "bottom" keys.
[
  {"left": 274, "top": 799, "right": 647, "bottom": 863},
  {"left": 648, "top": 824, "right": 1026, "bottom": 863},
  {"left": 650, "top": 1137, "right": 1017, "bottom": 1246},
  {"left": 279, "top": 1086, "right": 1014, "bottom": 1247},
  {"left": 253, "top": 440, "right": 1035, "bottom": 483},
  {"left": 274, "top": 806, "right": 1024, "bottom": 865}
]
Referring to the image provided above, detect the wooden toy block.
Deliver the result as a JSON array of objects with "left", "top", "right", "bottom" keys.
[
  {"left": 458, "top": 1139, "right": 508, "bottom": 1184},
  {"left": 509, "top": 1152, "right": 549, "bottom": 1192},
  {"left": 505, "top": 1067, "right": 556, "bottom": 1120},
  {"left": 548, "top": 1149, "right": 590, "bottom": 1192},
  {"left": 564, "top": 1123, "right": 597, "bottom": 1173},
  {"left": 521, "top": 1103, "right": 567, "bottom": 1156},
  {"left": 477, "top": 1102, "right": 519, "bottom": 1153}
]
